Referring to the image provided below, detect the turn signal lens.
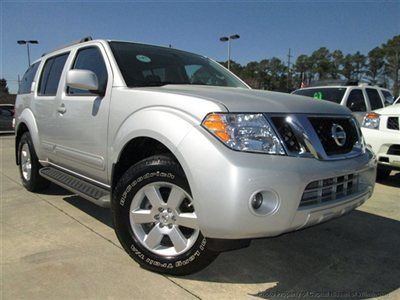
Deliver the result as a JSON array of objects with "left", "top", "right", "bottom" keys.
[
  {"left": 202, "top": 113, "right": 230, "bottom": 142},
  {"left": 365, "top": 112, "right": 379, "bottom": 119},
  {"left": 362, "top": 112, "right": 380, "bottom": 129}
]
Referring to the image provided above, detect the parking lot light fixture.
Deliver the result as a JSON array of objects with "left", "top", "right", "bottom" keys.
[
  {"left": 219, "top": 34, "right": 240, "bottom": 70},
  {"left": 17, "top": 40, "right": 39, "bottom": 67}
]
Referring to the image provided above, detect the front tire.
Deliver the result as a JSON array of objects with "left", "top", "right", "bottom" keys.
[
  {"left": 112, "top": 155, "right": 218, "bottom": 275},
  {"left": 376, "top": 167, "right": 391, "bottom": 181},
  {"left": 18, "top": 132, "right": 50, "bottom": 192}
]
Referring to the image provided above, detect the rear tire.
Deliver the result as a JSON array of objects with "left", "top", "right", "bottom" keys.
[
  {"left": 112, "top": 155, "right": 218, "bottom": 275},
  {"left": 18, "top": 132, "right": 50, "bottom": 192}
]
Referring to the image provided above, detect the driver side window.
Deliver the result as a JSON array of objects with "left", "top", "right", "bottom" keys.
[
  {"left": 68, "top": 47, "right": 108, "bottom": 95},
  {"left": 346, "top": 89, "right": 367, "bottom": 112}
]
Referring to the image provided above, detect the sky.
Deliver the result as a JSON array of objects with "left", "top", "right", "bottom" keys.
[{"left": 1, "top": 0, "right": 399, "bottom": 93}]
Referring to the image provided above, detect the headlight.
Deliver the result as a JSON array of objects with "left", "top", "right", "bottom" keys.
[
  {"left": 202, "top": 113, "right": 285, "bottom": 155},
  {"left": 362, "top": 112, "right": 380, "bottom": 129}
]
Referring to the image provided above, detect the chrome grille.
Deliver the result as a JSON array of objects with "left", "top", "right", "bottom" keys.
[
  {"left": 308, "top": 117, "right": 358, "bottom": 156},
  {"left": 387, "top": 117, "right": 399, "bottom": 130},
  {"left": 271, "top": 117, "right": 302, "bottom": 153},
  {"left": 300, "top": 173, "right": 359, "bottom": 207}
]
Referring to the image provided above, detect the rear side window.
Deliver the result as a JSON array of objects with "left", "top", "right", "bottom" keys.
[
  {"left": 381, "top": 90, "right": 394, "bottom": 105},
  {"left": 18, "top": 62, "right": 40, "bottom": 94},
  {"left": 38, "top": 53, "right": 69, "bottom": 96},
  {"left": 292, "top": 88, "right": 346, "bottom": 104},
  {"left": 68, "top": 47, "right": 108, "bottom": 95},
  {"left": 346, "top": 89, "right": 367, "bottom": 112},
  {"left": 366, "top": 88, "right": 383, "bottom": 110}
]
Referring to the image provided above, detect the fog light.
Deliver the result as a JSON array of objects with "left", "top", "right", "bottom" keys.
[{"left": 251, "top": 193, "right": 263, "bottom": 209}]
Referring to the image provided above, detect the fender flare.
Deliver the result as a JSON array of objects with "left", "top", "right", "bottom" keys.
[
  {"left": 111, "top": 106, "right": 199, "bottom": 164},
  {"left": 15, "top": 108, "right": 42, "bottom": 164},
  {"left": 110, "top": 106, "right": 204, "bottom": 210}
]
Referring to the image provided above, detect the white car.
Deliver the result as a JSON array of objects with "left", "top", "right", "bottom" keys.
[
  {"left": 361, "top": 104, "right": 400, "bottom": 179},
  {"left": 292, "top": 82, "right": 393, "bottom": 123}
]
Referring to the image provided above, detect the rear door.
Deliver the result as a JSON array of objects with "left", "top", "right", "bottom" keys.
[
  {"left": 366, "top": 88, "right": 384, "bottom": 111},
  {"left": 34, "top": 53, "right": 70, "bottom": 162},
  {"left": 51, "top": 43, "right": 112, "bottom": 184}
]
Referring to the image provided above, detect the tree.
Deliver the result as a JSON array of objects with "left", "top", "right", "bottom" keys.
[
  {"left": 214, "top": 35, "right": 399, "bottom": 95},
  {"left": 331, "top": 50, "right": 344, "bottom": 79},
  {"left": 352, "top": 51, "right": 367, "bottom": 80},
  {"left": 382, "top": 35, "right": 400, "bottom": 96},
  {"left": 266, "top": 57, "right": 287, "bottom": 91},
  {"left": 294, "top": 54, "right": 312, "bottom": 85},
  {"left": 310, "top": 47, "right": 332, "bottom": 80},
  {"left": 367, "top": 47, "right": 385, "bottom": 85},
  {"left": 0, "top": 78, "right": 9, "bottom": 94},
  {"left": 218, "top": 60, "right": 243, "bottom": 77},
  {"left": 341, "top": 54, "right": 354, "bottom": 80}
]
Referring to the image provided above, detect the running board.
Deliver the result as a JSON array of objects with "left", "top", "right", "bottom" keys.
[{"left": 39, "top": 167, "right": 110, "bottom": 208}]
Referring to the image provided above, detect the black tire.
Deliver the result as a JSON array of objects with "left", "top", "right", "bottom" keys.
[
  {"left": 18, "top": 132, "right": 50, "bottom": 192},
  {"left": 376, "top": 167, "right": 391, "bottom": 181},
  {"left": 112, "top": 155, "right": 218, "bottom": 275}
]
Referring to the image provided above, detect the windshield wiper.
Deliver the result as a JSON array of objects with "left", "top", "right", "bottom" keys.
[{"left": 131, "top": 81, "right": 188, "bottom": 87}]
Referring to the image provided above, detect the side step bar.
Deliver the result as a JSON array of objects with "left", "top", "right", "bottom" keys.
[{"left": 39, "top": 167, "right": 110, "bottom": 208}]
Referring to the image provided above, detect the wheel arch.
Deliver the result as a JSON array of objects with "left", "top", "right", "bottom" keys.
[
  {"left": 109, "top": 108, "right": 200, "bottom": 189},
  {"left": 112, "top": 136, "right": 185, "bottom": 192},
  {"left": 15, "top": 109, "right": 41, "bottom": 165}
]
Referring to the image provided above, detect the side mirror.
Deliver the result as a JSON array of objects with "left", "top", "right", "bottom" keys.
[{"left": 66, "top": 69, "right": 101, "bottom": 94}]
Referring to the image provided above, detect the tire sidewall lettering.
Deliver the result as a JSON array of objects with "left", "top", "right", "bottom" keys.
[
  {"left": 119, "top": 171, "right": 175, "bottom": 206},
  {"left": 129, "top": 238, "right": 207, "bottom": 269}
]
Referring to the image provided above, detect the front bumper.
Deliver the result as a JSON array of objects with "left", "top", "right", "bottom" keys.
[
  {"left": 177, "top": 126, "right": 376, "bottom": 239},
  {"left": 362, "top": 127, "right": 400, "bottom": 170}
]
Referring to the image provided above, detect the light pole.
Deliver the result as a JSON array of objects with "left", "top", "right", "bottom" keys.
[
  {"left": 17, "top": 40, "right": 38, "bottom": 67},
  {"left": 219, "top": 34, "right": 240, "bottom": 70}
]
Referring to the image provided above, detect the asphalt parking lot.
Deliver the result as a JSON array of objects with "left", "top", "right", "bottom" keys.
[{"left": 1, "top": 134, "right": 399, "bottom": 299}]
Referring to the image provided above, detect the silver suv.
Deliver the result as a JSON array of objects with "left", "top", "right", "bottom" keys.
[{"left": 15, "top": 38, "right": 376, "bottom": 275}]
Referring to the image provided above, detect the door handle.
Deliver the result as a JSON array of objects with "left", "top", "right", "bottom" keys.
[{"left": 57, "top": 103, "right": 67, "bottom": 114}]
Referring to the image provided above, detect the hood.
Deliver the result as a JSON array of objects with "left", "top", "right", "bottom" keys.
[
  {"left": 138, "top": 85, "right": 351, "bottom": 115},
  {"left": 374, "top": 103, "right": 400, "bottom": 115}
]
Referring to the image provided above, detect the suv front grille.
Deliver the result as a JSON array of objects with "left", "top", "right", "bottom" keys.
[
  {"left": 388, "top": 145, "right": 400, "bottom": 156},
  {"left": 387, "top": 117, "right": 399, "bottom": 130},
  {"left": 308, "top": 117, "right": 358, "bottom": 156},
  {"left": 271, "top": 117, "right": 302, "bottom": 153},
  {"left": 300, "top": 174, "right": 359, "bottom": 207}
]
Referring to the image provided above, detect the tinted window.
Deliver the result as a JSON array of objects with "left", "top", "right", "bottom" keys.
[
  {"left": 381, "top": 90, "right": 394, "bottom": 105},
  {"left": 68, "top": 47, "right": 108, "bottom": 95},
  {"left": 18, "top": 62, "right": 40, "bottom": 94},
  {"left": 346, "top": 89, "right": 366, "bottom": 112},
  {"left": 366, "top": 88, "right": 383, "bottom": 110},
  {"left": 109, "top": 41, "right": 248, "bottom": 88},
  {"left": 38, "top": 53, "right": 69, "bottom": 96},
  {"left": 292, "top": 88, "right": 346, "bottom": 104}
]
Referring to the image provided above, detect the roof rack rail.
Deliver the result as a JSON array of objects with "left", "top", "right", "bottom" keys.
[
  {"left": 309, "top": 80, "right": 348, "bottom": 87},
  {"left": 308, "top": 79, "right": 371, "bottom": 87},
  {"left": 41, "top": 36, "right": 94, "bottom": 57},
  {"left": 80, "top": 36, "right": 93, "bottom": 42}
]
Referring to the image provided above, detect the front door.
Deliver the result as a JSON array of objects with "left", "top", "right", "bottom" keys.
[{"left": 345, "top": 89, "right": 368, "bottom": 124}]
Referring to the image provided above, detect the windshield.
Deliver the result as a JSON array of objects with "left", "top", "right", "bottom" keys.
[
  {"left": 109, "top": 41, "right": 248, "bottom": 89},
  {"left": 293, "top": 87, "right": 346, "bottom": 104}
]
